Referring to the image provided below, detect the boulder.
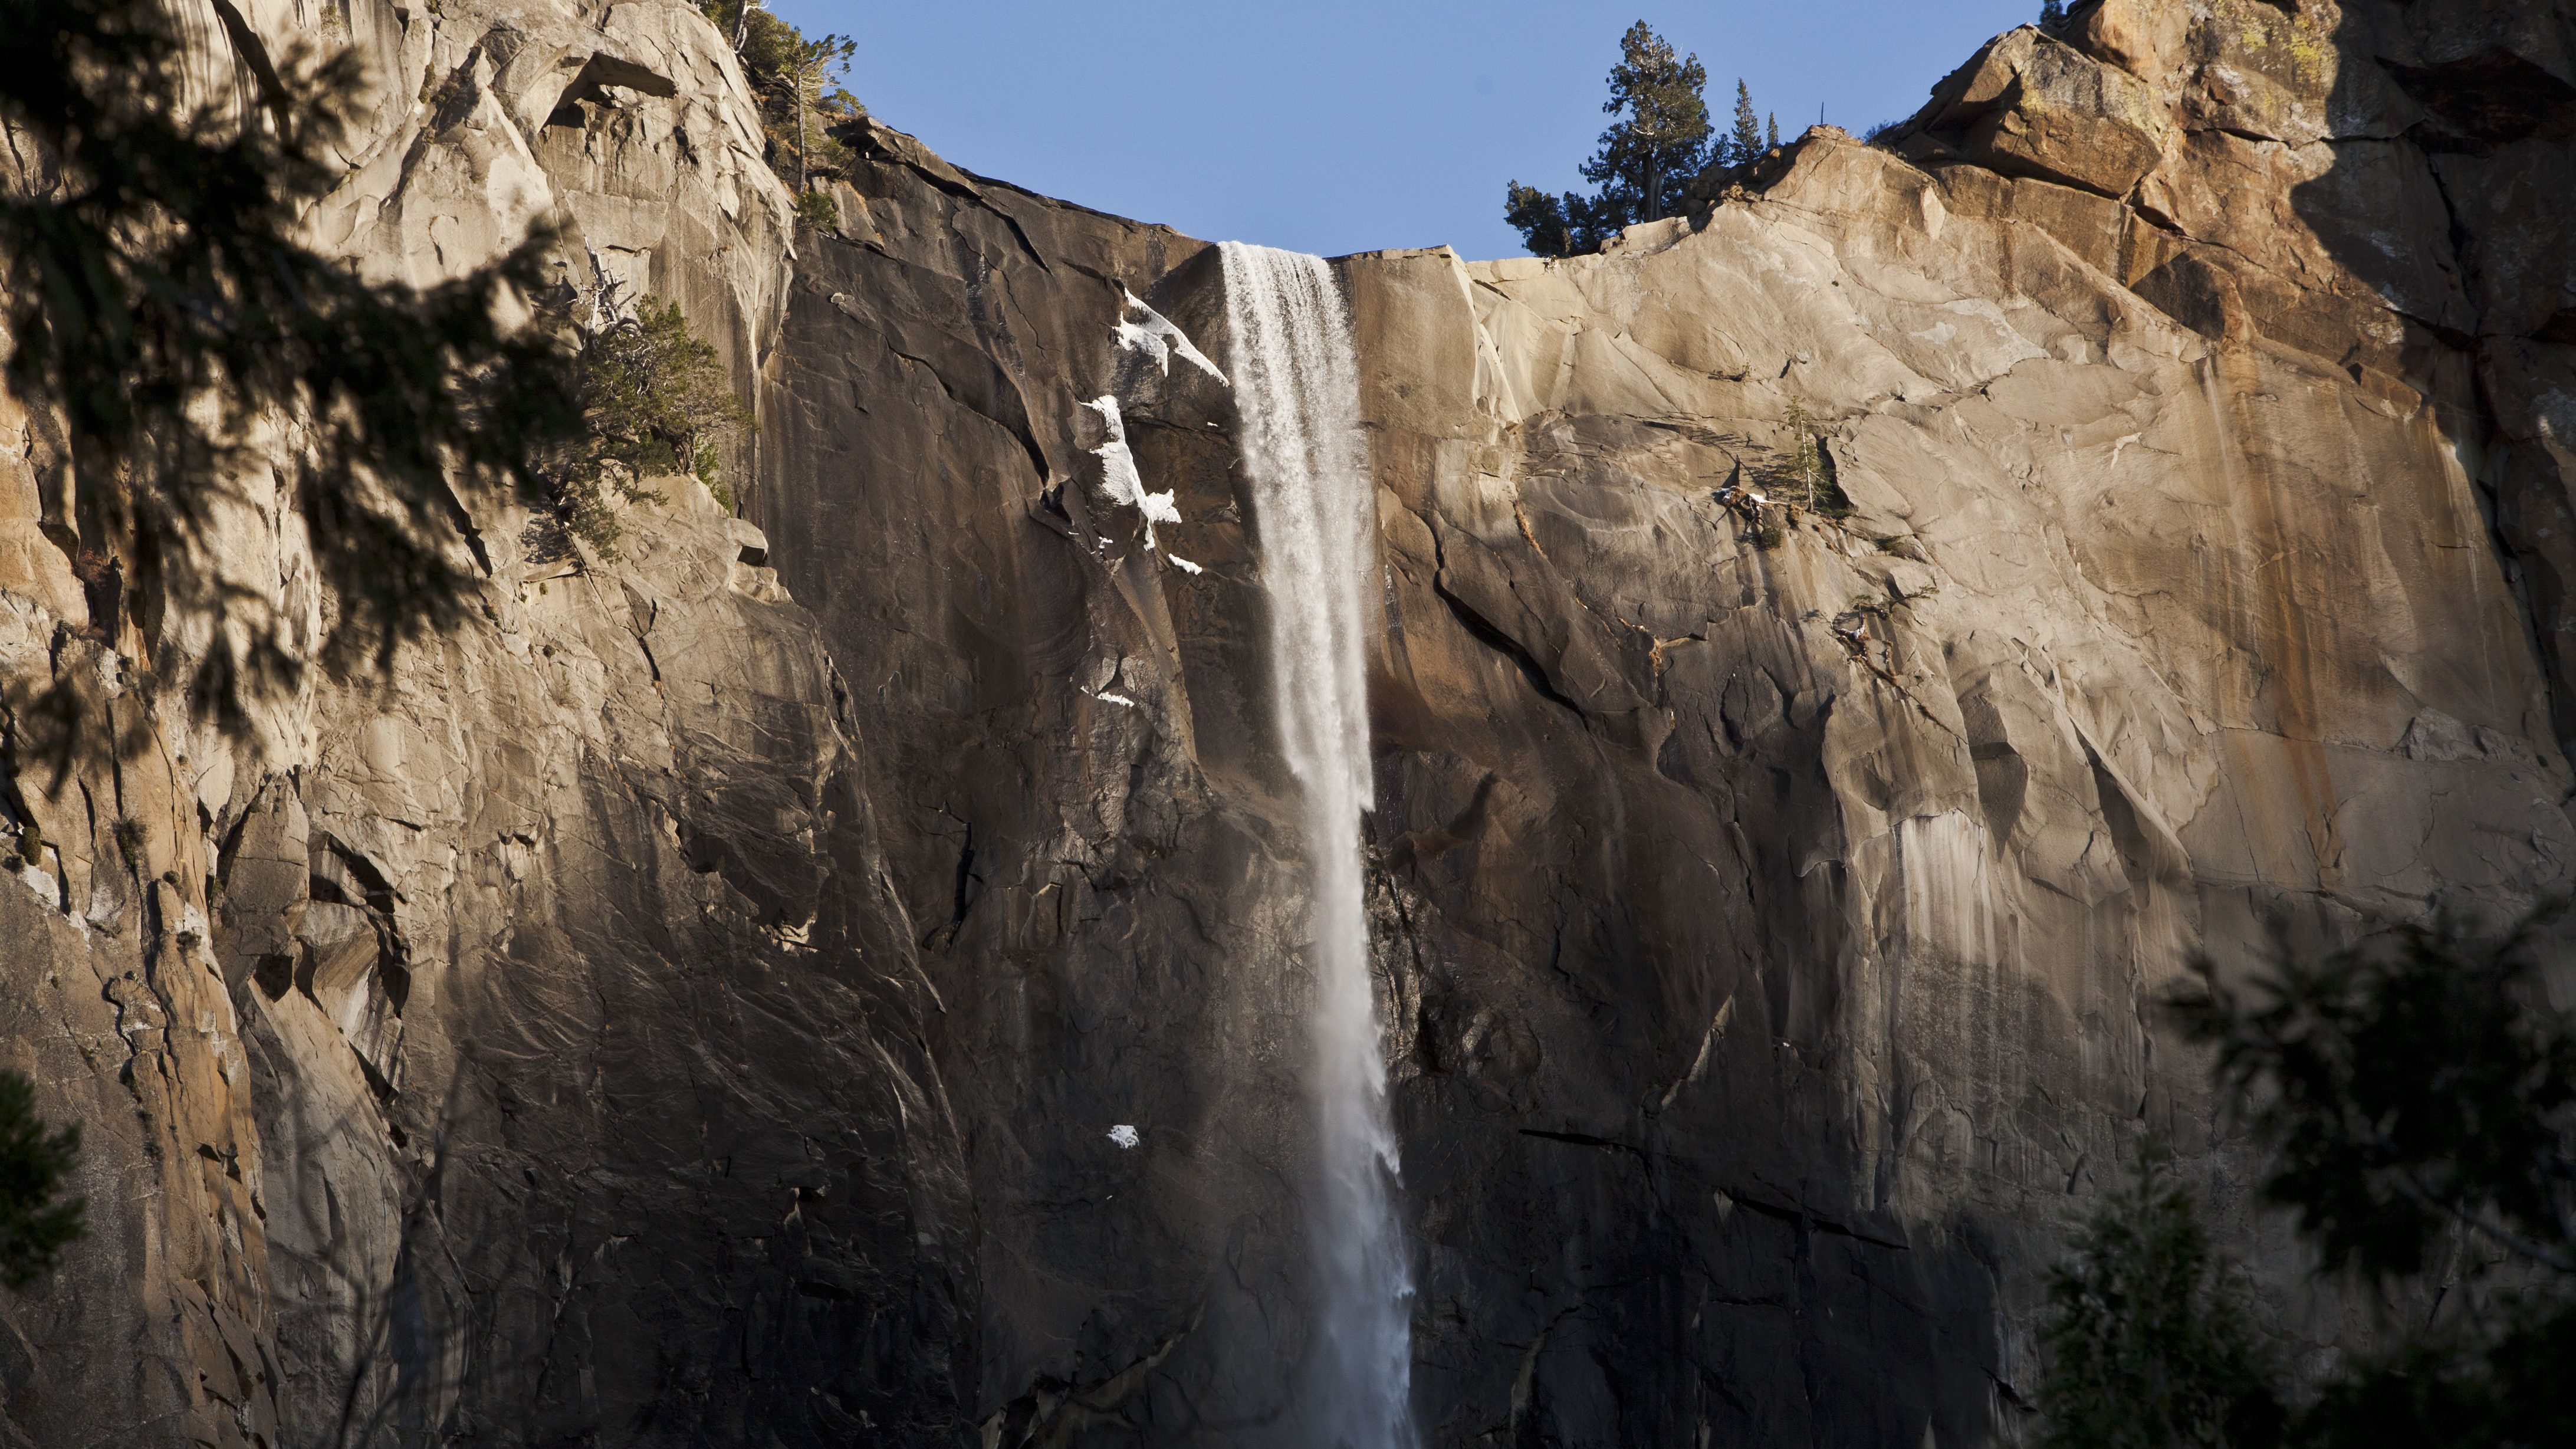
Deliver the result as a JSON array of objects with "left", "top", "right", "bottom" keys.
[{"left": 1920, "top": 27, "right": 2168, "bottom": 198}]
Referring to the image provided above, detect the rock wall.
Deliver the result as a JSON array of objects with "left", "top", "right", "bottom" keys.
[
  {"left": 1, "top": 0, "right": 2572, "bottom": 1445},
  {"left": 1343, "top": 106, "right": 2554, "bottom": 1449},
  {"left": 760, "top": 1, "right": 2576, "bottom": 1441},
  {"left": 1357, "top": 2, "right": 2576, "bottom": 1434}
]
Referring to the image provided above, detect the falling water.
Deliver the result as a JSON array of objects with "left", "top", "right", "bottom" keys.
[{"left": 1218, "top": 241, "right": 1413, "bottom": 1448}]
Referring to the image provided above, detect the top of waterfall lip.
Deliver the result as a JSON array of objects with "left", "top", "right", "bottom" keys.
[{"left": 1115, "top": 288, "right": 1227, "bottom": 383}]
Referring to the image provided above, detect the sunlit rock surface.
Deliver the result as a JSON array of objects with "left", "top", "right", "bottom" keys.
[{"left": 2, "top": 0, "right": 2574, "bottom": 1444}]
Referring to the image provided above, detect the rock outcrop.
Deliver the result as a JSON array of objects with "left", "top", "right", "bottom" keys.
[{"left": 2, "top": 0, "right": 2572, "bottom": 1445}]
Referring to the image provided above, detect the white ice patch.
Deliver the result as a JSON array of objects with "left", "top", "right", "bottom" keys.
[
  {"left": 1106, "top": 1124, "right": 1141, "bottom": 1149},
  {"left": 1165, "top": 554, "right": 1204, "bottom": 576},
  {"left": 1081, "top": 395, "right": 1182, "bottom": 546},
  {"left": 1113, "top": 289, "right": 1227, "bottom": 383},
  {"left": 1086, "top": 691, "right": 1138, "bottom": 708},
  {"left": 16, "top": 861, "right": 59, "bottom": 912}
]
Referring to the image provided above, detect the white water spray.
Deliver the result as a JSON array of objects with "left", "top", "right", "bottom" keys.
[{"left": 1219, "top": 241, "right": 1412, "bottom": 1448}]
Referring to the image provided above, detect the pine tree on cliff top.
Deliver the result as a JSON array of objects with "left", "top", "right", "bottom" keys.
[
  {"left": 1505, "top": 21, "right": 1709, "bottom": 257},
  {"left": 1503, "top": 183, "right": 1586, "bottom": 259},
  {"left": 1595, "top": 21, "right": 1713, "bottom": 224},
  {"left": 1729, "top": 78, "right": 1763, "bottom": 166}
]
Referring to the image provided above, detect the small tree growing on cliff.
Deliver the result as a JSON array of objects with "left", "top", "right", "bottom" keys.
[
  {"left": 0, "top": 1071, "right": 83, "bottom": 1290},
  {"left": 777, "top": 31, "right": 857, "bottom": 197},
  {"left": 1777, "top": 399, "right": 1848, "bottom": 514},
  {"left": 1505, "top": 21, "right": 1710, "bottom": 257},
  {"left": 703, "top": 0, "right": 863, "bottom": 198},
  {"left": 558, "top": 292, "right": 755, "bottom": 556},
  {"left": 1786, "top": 400, "right": 1819, "bottom": 505}
]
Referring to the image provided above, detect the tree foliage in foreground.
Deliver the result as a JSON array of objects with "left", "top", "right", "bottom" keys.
[
  {"left": 2039, "top": 909, "right": 2576, "bottom": 1447},
  {"left": 0, "top": 0, "right": 579, "bottom": 728},
  {"left": 2040, "top": 1159, "right": 2282, "bottom": 1449},
  {"left": 0, "top": 1071, "right": 82, "bottom": 1290},
  {"left": 2180, "top": 911, "right": 2576, "bottom": 1286}
]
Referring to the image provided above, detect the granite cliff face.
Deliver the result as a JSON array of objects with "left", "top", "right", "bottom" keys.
[{"left": 2, "top": 0, "right": 2573, "bottom": 1445}]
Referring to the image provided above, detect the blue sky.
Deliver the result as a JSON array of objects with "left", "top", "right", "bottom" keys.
[{"left": 762, "top": 1, "right": 2042, "bottom": 261}]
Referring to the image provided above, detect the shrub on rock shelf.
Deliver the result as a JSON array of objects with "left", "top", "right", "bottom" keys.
[
  {"left": 794, "top": 188, "right": 839, "bottom": 232},
  {"left": 558, "top": 296, "right": 754, "bottom": 557}
]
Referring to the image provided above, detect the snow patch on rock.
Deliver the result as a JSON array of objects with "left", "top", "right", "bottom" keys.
[
  {"left": 1115, "top": 290, "right": 1227, "bottom": 383},
  {"left": 1082, "top": 395, "right": 1182, "bottom": 546}
]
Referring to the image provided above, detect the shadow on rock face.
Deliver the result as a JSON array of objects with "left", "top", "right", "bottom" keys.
[{"left": 2291, "top": 2, "right": 2576, "bottom": 759}]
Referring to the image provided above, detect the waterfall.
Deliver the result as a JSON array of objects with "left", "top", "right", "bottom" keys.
[{"left": 1218, "top": 241, "right": 1413, "bottom": 1448}]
